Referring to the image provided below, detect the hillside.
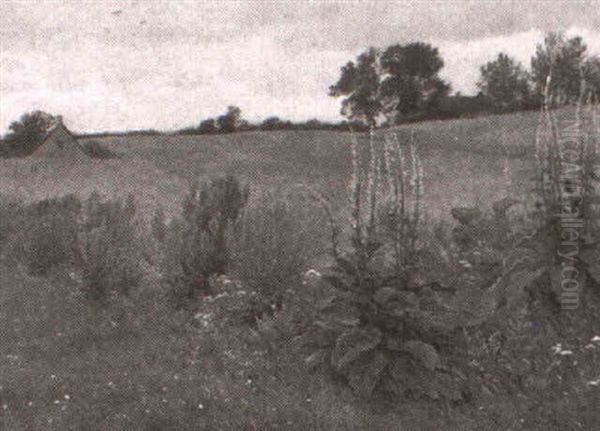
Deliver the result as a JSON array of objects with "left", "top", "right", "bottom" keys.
[{"left": 1, "top": 108, "right": 548, "bottom": 221}]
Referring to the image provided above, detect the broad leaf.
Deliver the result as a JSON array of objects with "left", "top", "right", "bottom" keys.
[
  {"left": 331, "top": 326, "right": 382, "bottom": 371},
  {"left": 346, "top": 350, "right": 389, "bottom": 397},
  {"left": 402, "top": 340, "right": 441, "bottom": 371}
]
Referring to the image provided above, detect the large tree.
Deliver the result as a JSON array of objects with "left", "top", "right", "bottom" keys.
[
  {"left": 379, "top": 42, "right": 450, "bottom": 121},
  {"left": 531, "top": 32, "right": 589, "bottom": 103},
  {"left": 329, "top": 43, "right": 450, "bottom": 126},
  {"left": 1, "top": 111, "right": 55, "bottom": 157},
  {"left": 477, "top": 53, "right": 531, "bottom": 111},
  {"left": 217, "top": 106, "right": 243, "bottom": 133},
  {"left": 328, "top": 47, "right": 382, "bottom": 126}
]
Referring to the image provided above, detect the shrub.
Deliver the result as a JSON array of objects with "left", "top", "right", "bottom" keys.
[
  {"left": 79, "top": 193, "right": 144, "bottom": 302},
  {"left": 13, "top": 195, "right": 82, "bottom": 275},
  {"left": 231, "top": 190, "right": 328, "bottom": 322},
  {"left": 302, "top": 132, "right": 468, "bottom": 400},
  {"left": 81, "top": 140, "right": 121, "bottom": 159},
  {"left": 163, "top": 175, "right": 248, "bottom": 304}
]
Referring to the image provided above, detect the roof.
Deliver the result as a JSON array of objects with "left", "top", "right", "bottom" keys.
[{"left": 31, "top": 116, "right": 87, "bottom": 159}]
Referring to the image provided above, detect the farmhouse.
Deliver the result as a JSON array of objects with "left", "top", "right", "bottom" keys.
[{"left": 31, "top": 115, "right": 87, "bottom": 159}]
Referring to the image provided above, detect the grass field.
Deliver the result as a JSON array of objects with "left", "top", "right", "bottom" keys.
[
  {"left": 2, "top": 107, "right": 599, "bottom": 430},
  {"left": 1, "top": 109, "right": 543, "bottom": 221}
]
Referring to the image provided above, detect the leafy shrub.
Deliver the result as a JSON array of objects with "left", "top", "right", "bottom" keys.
[
  {"left": 303, "top": 133, "right": 468, "bottom": 400},
  {"left": 79, "top": 193, "right": 144, "bottom": 302},
  {"left": 231, "top": 190, "right": 328, "bottom": 321},
  {"left": 0, "top": 196, "right": 22, "bottom": 254},
  {"left": 163, "top": 175, "right": 248, "bottom": 304},
  {"left": 12, "top": 195, "right": 82, "bottom": 275}
]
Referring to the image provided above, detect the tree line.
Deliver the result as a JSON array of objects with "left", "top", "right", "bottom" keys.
[
  {"left": 2, "top": 31, "right": 599, "bottom": 152},
  {"left": 329, "top": 31, "right": 600, "bottom": 127}
]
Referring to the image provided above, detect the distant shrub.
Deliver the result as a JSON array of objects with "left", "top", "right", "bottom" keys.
[
  {"left": 163, "top": 175, "right": 248, "bottom": 304},
  {"left": 81, "top": 140, "right": 121, "bottom": 159},
  {"left": 0, "top": 196, "right": 22, "bottom": 252},
  {"left": 79, "top": 193, "right": 144, "bottom": 302},
  {"left": 13, "top": 195, "right": 82, "bottom": 275}
]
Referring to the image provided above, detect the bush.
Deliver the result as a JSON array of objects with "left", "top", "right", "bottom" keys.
[
  {"left": 12, "top": 195, "right": 82, "bottom": 275},
  {"left": 231, "top": 191, "right": 328, "bottom": 321},
  {"left": 79, "top": 193, "right": 144, "bottom": 302},
  {"left": 163, "top": 175, "right": 248, "bottom": 305},
  {"left": 301, "top": 133, "right": 470, "bottom": 401},
  {"left": 81, "top": 140, "right": 121, "bottom": 159}
]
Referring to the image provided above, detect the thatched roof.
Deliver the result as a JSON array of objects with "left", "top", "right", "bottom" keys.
[{"left": 31, "top": 116, "right": 87, "bottom": 159}]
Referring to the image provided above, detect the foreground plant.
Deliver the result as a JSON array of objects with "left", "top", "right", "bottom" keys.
[{"left": 303, "top": 131, "right": 470, "bottom": 400}]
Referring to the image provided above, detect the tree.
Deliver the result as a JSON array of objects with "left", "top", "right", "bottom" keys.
[
  {"left": 197, "top": 118, "right": 218, "bottom": 134},
  {"left": 329, "top": 47, "right": 382, "bottom": 127},
  {"left": 2, "top": 111, "right": 54, "bottom": 157},
  {"left": 477, "top": 53, "right": 531, "bottom": 111},
  {"left": 329, "top": 43, "right": 450, "bottom": 126},
  {"left": 379, "top": 42, "right": 450, "bottom": 121},
  {"left": 531, "top": 32, "right": 588, "bottom": 103},
  {"left": 583, "top": 56, "right": 600, "bottom": 100},
  {"left": 217, "top": 106, "right": 243, "bottom": 133}
]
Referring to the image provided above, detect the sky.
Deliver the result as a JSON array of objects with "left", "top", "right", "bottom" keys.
[{"left": 1, "top": 0, "right": 600, "bottom": 134}]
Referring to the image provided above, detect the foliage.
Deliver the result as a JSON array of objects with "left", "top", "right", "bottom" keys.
[
  {"left": 1, "top": 111, "right": 56, "bottom": 157},
  {"left": 217, "top": 106, "right": 244, "bottom": 133},
  {"left": 79, "top": 193, "right": 144, "bottom": 302},
  {"left": 329, "top": 47, "right": 383, "bottom": 126},
  {"left": 11, "top": 195, "right": 82, "bottom": 275},
  {"left": 530, "top": 32, "right": 599, "bottom": 103},
  {"left": 81, "top": 140, "right": 121, "bottom": 159},
  {"left": 477, "top": 53, "right": 532, "bottom": 111},
  {"left": 231, "top": 191, "right": 327, "bottom": 321},
  {"left": 302, "top": 133, "right": 467, "bottom": 400},
  {"left": 197, "top": 118, "right": 219, "bottom": 134},
  {"left": 329, "top": 43, "right": 450, "bottom": 126},
  {"left": 163, "top": 175, "right": 248, "bottom": 304}
]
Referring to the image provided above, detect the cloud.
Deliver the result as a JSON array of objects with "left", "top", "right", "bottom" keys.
[{"left": 1, "top": 1, "right": 600, "bottom": 133}]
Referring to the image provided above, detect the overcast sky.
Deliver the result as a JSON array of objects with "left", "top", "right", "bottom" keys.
[{"left": 1, "top": 0, "right": 600, "bottom": 133}]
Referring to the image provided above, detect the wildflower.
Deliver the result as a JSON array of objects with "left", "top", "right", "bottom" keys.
[
  {"left": 559, "top": 350, "right": 574, "bottom": 356},
  {"left": 198, "top": 403, "right": 204, "bottom": 409},
  {"left": 592, "top": 336, "right": 600, "bottom": 343},
  {"left": 305, "top": 269, "right": 322, "bottom": 278},
  {"left": 64, "top": 395, "right": 70, "bottom": 400},
  {"left": 551, "top": 344, "right": 563, "bottom": 354},
  {"left": 587, "top": 380, "right": 600, "bottom": 387}
]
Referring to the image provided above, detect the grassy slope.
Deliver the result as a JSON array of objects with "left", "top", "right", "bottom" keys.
[
  {"left": 1, "top": 108, "right": 554, "bottom": 221},
  {"left": 0, "top": 108, "right": 580, "bottom": 429}
]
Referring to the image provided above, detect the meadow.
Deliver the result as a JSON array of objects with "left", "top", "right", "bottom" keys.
[{"left": 1, "top": 107, "right": 600, "bottom": 430}]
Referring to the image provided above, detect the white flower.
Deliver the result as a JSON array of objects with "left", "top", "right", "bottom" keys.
[
  {"left": 559, "top": 350, "right": 573, "bottom": 356},
  {"left": 587, "top": 380, "right": 600, "bottom": 387},
  {"left": 64, "top": 395, "right": 70, "bottom": 400},
  {"left": 198, "top": 403, "right": 204, "bottom": 409},
  {"left": 305, "top": 269, "right": 322, "bottom": 278},
  {"left": 591, "top": 336, "right": 600, "bottom": 343}
]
